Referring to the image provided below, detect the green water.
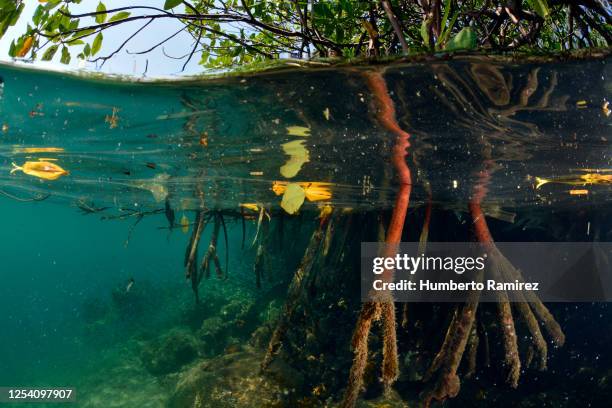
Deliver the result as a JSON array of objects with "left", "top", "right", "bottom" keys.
[{"left": 0, "top": 54, "right": 611, "bottom": 407}]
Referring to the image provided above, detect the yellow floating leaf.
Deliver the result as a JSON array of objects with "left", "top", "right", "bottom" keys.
[
  {"left": 240, "top": 203, "right": 259, "bottom": 211},
  {"left": 286, "top": 126, "right": 311, "bottom": 137},
  {"left": 13, "top": 147, "right": 65, "bottom": 154},
  {"left": 323, "top": 108, "right": 330, "bottom": 121},
  {"left": 273, "top": 181, "right": 333, "bottom": 202},
  {"left": 280, "top": 183, "right": 306, "bottom": 214},
  {"left": 10, "top": 161, "right": 69, "bottom": 180},
  {"left": 280, "top": 139, "right": 309, "bottom": 178},
  {"left": 180, "top": 214, "right": 190, "bottom": 233},
  {"left": 303, "top": 182, "right": 333, "bottom": 201},
  {"left": 272, "top": 181, "right": 287, "bottom": 196}
]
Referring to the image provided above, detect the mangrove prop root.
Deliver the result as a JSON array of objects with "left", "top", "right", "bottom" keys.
[
  {"left": 261, "top": 214, "right": 330, "bottom": 371},
  {"left": 421, "top": 278, "right": 481, "bottom": 405},
  {"left": 185, "top": 210, "right": 206, "bottom": 279},
  {"left": 465, "top": 322, "right": 479, "bottom": 379},
  {"left": 403, "top": 193, "right": 433, "bottom": 329},
  {"left": 498, "top": 251, "right": 566, "bottom": 347},
  {"left": 200, "top": 215, "right": 223, "bottom": 279},
  {"left": 421, "top": 162, "right": 489, "bottom": 405},
  {"left": 341, "top": 302, "right": 381, "bottom": 408},
  {"left": 341, "top": 70, "right": 412, "bottom": 408},
  {"left": 496, "top": 298, "right": 521, "bottom": 387},
  {"left": 381, "top": 301, "right": 399, "bottom": 395}
]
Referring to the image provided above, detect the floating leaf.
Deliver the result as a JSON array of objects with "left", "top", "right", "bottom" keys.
[
  {"left": 444, "top": 27, "right": 477, "bottom": 51},
  {"left": 323, "top": 108, "right": 330, "bottom": 120},
  {"left": 280, "top": 139, "right": 309, "bottom": 178},
  {"left": 303, "top": 182, "right": 333, "bottom": 201},
  {"left": 273, "top": 181, "right": 333, "bottom": 202},
  {"left": 180, "top": 214, "right": 189, "bottom": 233},
  {"left": 280, "top": 183, "right": 306, "bottom": 214},
  {"left": 13, "top": 147, "right": 64, "bottom": 154},
  {"left": 10, "top": 160, "right": 69, "bottom": 180},
  {"left": 240, "top": 203, "right": 260, "bottom": 212},
  {"left": 286, "top": 126, "right": 311, "bottom": 137}
]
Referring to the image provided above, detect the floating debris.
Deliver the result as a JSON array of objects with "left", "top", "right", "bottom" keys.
[
  {"left": 569, "top": 189, "right": 589, "bottom": 195},
  {"left": 10, "top": 160, "right": 69, "bottom": 180},
  {"left": 135, "top": 173, "right": 170, "bottom": 202},
  {"left": 180, "top": 214, "right": 190, "bottom": 233},
  {"left": 535, "top": 173, "right": 612, "bottom": 189},
  {"left": 12, "top": 147, "right": 65, "bottom": 154},
  {"left": 286, "top": 125, "right": 311, "bottom": 137},
  {"left": 576, "top": 100, "right": 588, "bottom": 108},
  {"left": 280, "top": 139, "right": 309, "bottom": 178},
  {"left": 323, "top": 107, "right": 331, "bottom": 121},
  {"left": 280, "top": 183, "right": 306, "bottom": 214},
  {"left": 240, "top": 203, "right": 260, "bottom": 212},
  {"left": 105, "top": 107, "right": 120, "bottom": 129},
  {"left": 603, "top": 101, "right": 610, "bottom": 117}
]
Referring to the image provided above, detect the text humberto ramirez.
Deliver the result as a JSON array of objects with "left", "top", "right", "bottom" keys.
[{"left": 370, "top": 254, "right": 539, "bottom": 292}]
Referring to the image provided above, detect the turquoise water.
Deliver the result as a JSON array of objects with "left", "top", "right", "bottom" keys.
[{"left": 0, "top": 54, "right": 611, "bottom": 407}]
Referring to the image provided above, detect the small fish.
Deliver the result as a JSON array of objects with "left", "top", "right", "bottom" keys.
[
  {"left": 180, "top": 214, "right": 190, "bottom": 233},
  {"left": 145, "top": 162, "right": 156, "bottom": 169},
  {"left": 535, "top": 173, "right": 612, "bottom": 189},
  {"left": 10, "top": 161, "right": 69, "bottom": 180},
  {"left": 126, "top": 278, "right": 135, "bottom": 293}
]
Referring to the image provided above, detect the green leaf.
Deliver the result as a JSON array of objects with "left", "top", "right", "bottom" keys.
[
  {"left": 41, "top": 44, "right": 59, "bottom": 61},
  {"left": 527, "top": 0, "right": 550, "bottom": 18},
  {"left": 163, "top": 0, "right": 182, "bottom": 10},
  {"left": 83, "top": 43, "right": 91, "bottom": 57},
  {"left": 60, "top": 46, "right": 71, "bottom": 64},
  {"left": 420, "top": 19, "right": 430, "bottom": 48},
  {"left": 108, "top": 11, "right": 130, "bottom": 23},
  {"left": 32, "top": 5, "right": 45, "bottom": 26},
  {"left": 91, "top": 32, "right": 103, "bottom": 56},
  {"left": 439, "top": 0, "right": 452, "bottom": 35},
  {"left": 95, "top": 2, "right": 106, "bottom": 24},
  {"left": 437, "top": 11, "right": 459, "bottom": 49},
  {"left": 8, "top": 40, "right": 15, "bottom": 57},
  {"left": 444, "top": 27, "right": 477, "bottom": 51}
]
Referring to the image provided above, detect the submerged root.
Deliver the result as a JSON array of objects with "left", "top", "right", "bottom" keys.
[
  {"left": 381, "top": 301, "right": 399, "bottom": 395},
  {"left": 261, "top": 214, "right": 331, "bottom": 371},
  {"left": 341, "top": 301, "right": 381, "bottom": 408},
  {"left": 421, "top": 276, "right": 481, "bottom": 406}
]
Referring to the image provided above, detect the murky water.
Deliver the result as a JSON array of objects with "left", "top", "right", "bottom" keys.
[{"left": 0, "top": 54, "right": 610, "bottom": 407}]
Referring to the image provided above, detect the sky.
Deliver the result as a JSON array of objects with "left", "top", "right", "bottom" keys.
[{"left": 0, "top": 0, "right": 204, "bottom": 77}]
